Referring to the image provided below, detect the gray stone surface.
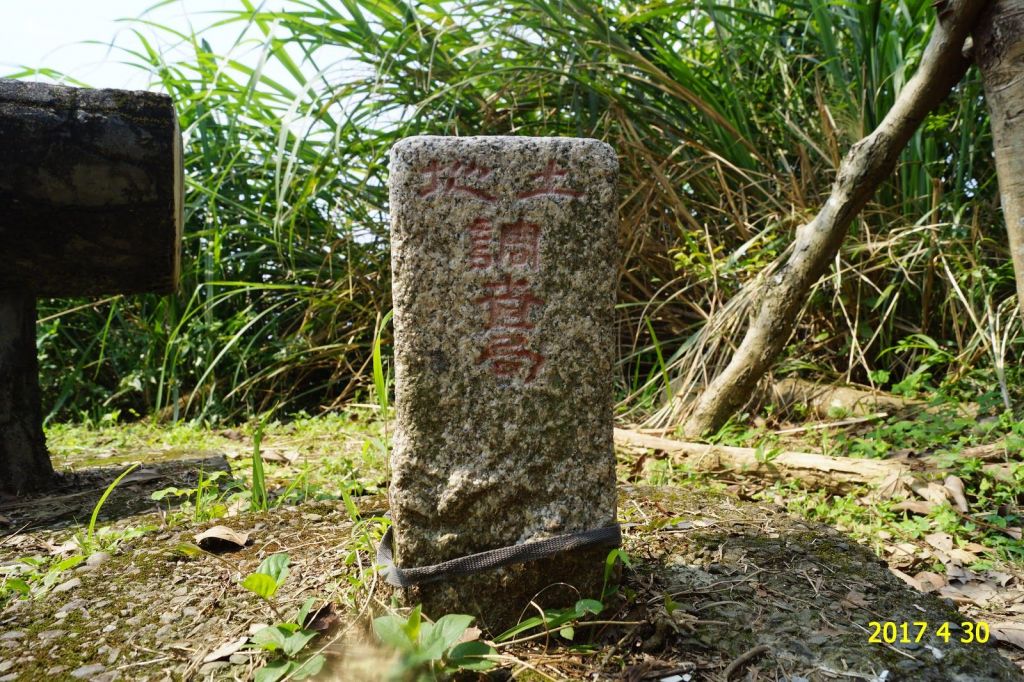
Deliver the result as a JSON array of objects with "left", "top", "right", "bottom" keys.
[{"left": 388, "top": 135, "right": 619, "bottom": 630}]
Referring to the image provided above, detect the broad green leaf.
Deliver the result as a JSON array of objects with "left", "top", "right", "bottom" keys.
[
  {"left": 373, "top": 614, "right": 413, "bottom": 650},
  {"left": 151, "top": 487, "right": 184, "bottom": 501},
  {"left": 283, "top": 629, "right": 319, "bottom": 657},
  {"left": 575, "top": 599, "right": 603, "bottom": 616},
  {"left": 447, "top": 641, "right": 497, "bottom": 671},
  {"left": 427, "top": 614, "right": 475, "bottom": 651},
  {"left": 290, "top": 654, "right": 325, "bottom": 680},
  {"left": 170, "top": 543, "right": 203, "bottom": 558},
  {"left": 417, "top": 620, "right": 434, "bottom": 647},
  {"left": 294, "top": 596, "right": 316, "bottom": 627},
  {"left": 241, "top": 573, "right": 279, "bottom": 599},
  {"left": 403, "top": 605, "right": 422, "bottom": 642},
  {"left": 408, "top": 642, "right": 447, "bottom": 666},
  {"left": 253, "top": 659, "right": 291, "bottom": 682},
  {"left": 251, "top": 625, "right": 287, "bottom": 652},
  {"left": 3, "top": 578, "right": 30, "bottom": 596},
  {"left": 559, "top": 626, "right": 575, "bottom": 640},
  {"left": 255, "top": 553, "right": 290, "bottom": 587},
  {"left": 56, "top": 555, "right": 85, "bottom": 572},
  {"left": 411, "top": 615, "right": 467, "bottom": 663}
]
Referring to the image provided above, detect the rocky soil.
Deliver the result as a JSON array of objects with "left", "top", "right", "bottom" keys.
[{"left": 1, "top": 457, "right": 1021, "bottom": 681}]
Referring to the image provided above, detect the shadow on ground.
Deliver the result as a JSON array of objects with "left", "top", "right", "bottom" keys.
[{"left": 0, "top": 453, "right": 231, "bottom": 530}]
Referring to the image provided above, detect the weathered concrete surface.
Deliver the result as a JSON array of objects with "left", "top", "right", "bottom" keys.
[
  {"left": 388, "top": 135, "right": 619, "bottom": 631},
  {"left": 0, "top": 78, "right": 182, "bottom": 496},
  {"left": 0, "top": 78, "right": 182, "bottom": 298}
]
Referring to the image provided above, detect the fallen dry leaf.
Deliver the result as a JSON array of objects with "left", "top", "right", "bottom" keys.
[
  {"left": 925, "top": 532, "right": 954, "bottom": 553},
  {"left": 944, "top": 563, "right": 974, "bottom": 583},
  {"left": 950, "top": 547, "right": 981, "bottom": 565},
  {"left": 259, "top": 448, "right": 300, "bottom": 464},
  {"left": 203, "top": 636, "right": 249, "bottom": 663},
  {"left": 913, "top": 571, "right": 947, "bottom": 593},
  {"left": 939, "top": 581, "right": 997, "bottom": 607},
  {"left": 943, "top": 475, "right": 969, "bottom": 513},
  {"left": 985, "top": 571, "right": 1014, "bottom": 587},
  {"left": 886, "top": 541, "right": 921, "bottom": 569},
  {"left": 458, "top": 626, "right": 482, "bottom": 644},
  {"left": 49, "top": 539, "right": 80, "bottom": 555},
  {"left": 889, "top": 567, "right": 921, "bottom": 591},
  {"left": 872, "top": 471, "right": 909, "bottom": 501},
  {"left": 248, "top": 623, "right": 270, "bottom": 636},
  {"left": 912, "top": 481, "right": 948, "bottom": 507},
  {"left": 194, "top": 525, "right": 250, "bottom": 552},
  {"left": 991, "top": 622, "right": 1024, "bottom": 650},
  {"left": 892, "top": 500, "right": 936, "bottom": 515},
  {"left": 923, "top": 532, "right": 979, "bottom": 567},
  {"left": 305, "top": 602, "right": 341, "bottom": 633}
]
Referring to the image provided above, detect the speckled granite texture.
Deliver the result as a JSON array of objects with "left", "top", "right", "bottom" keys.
[{"left": 388, "top": 136, "right": 619, "bottom": 630}]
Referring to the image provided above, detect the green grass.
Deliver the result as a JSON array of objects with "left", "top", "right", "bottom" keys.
[
  {"left": 12, "top": 0, "right": 1010, "bottom": 427},
  {"left": 46, "top": 410, "right": 390, "bottom": 501},
  {"left": 39, "top": 402, "right": 1024, "bottom": 572}
]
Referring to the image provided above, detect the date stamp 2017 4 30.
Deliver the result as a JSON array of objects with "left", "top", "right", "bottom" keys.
[{"left": 868, "top": 621, "right": 990, "bottom": 645}]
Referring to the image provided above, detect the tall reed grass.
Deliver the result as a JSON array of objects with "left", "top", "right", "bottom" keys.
[{"left": 27, "top": 0, "right": 1011, "bottom": 423}]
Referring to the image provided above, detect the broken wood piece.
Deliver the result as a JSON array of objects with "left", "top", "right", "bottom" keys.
[
  {"left": 772, "top": 411, "right": 888, "bottom": 436},
  {"left": 614, "top": 428, "right": 911, "bottom": 492},
  {"left": 770, "top": 377, "right": 977, "bottom": 419},
  {"left": 614, "top": 428, "right": 1018, "bottom": 493}
]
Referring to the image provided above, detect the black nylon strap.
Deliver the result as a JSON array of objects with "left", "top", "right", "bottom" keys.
[{"left": 376, "top": 521, "right": 623, "bottom": 588}]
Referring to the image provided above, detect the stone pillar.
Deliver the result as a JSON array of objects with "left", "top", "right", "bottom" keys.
[
  {"left": 388, "top": 136, "right": 619, "bottom": 631},
  {"left": 0, "top": 293, "right": 53, "bottom": 494}
]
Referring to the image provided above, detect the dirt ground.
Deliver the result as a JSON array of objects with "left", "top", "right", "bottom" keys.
[{"left": 1, "top": 458, "right": 1023, "bottom": 681}]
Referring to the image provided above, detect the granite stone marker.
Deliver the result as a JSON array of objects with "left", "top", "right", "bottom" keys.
[{"left": 387, "top": 136, "right": 619, "bottom": 630}]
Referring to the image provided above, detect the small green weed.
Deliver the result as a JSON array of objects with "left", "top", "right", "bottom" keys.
[
  {"left": 241, "top": 553, "right": 326, "bottom": 682},
  {"left": 2, "top": 463, "right": 157, "bottom": 606},
  {"left": 493, "top": 598, "right": 605, "bottom": 645},
  {"left": 251, "top": 419, "right": 269, "bottom": 512},
  {"left": 485, "top": 549, "right": 632, "bottom": 648},
  {"left": 151, "top": 470, "right": 232, "bottom": 523},
  {"left": 0, "top": 554, "right": 85, "bottom": 606},
  {"left": 372, "top": 606, "right": 496, "bottom": 680},
  {"left": 77, "top": 463, "right": 140, "bottom": 554}
]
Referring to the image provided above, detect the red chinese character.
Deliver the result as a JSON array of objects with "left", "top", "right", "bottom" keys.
[
  {"left": 498, "top": 220, "right": 541, "bottom": 270},
  {"left": 417, "top": 160, "right": 496, "bottom": 202},
  {"left": 467, "top": 218, "right": 494, "bottom": 270},
  {"left": 477, "top": 331, "right": 544, "bottom": 381},
  {"left": 476, "top": 277, "right": 544, "bottom": 330},
  {"left": 517, "top": 159, "right": 581, "bottom": 199}
]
